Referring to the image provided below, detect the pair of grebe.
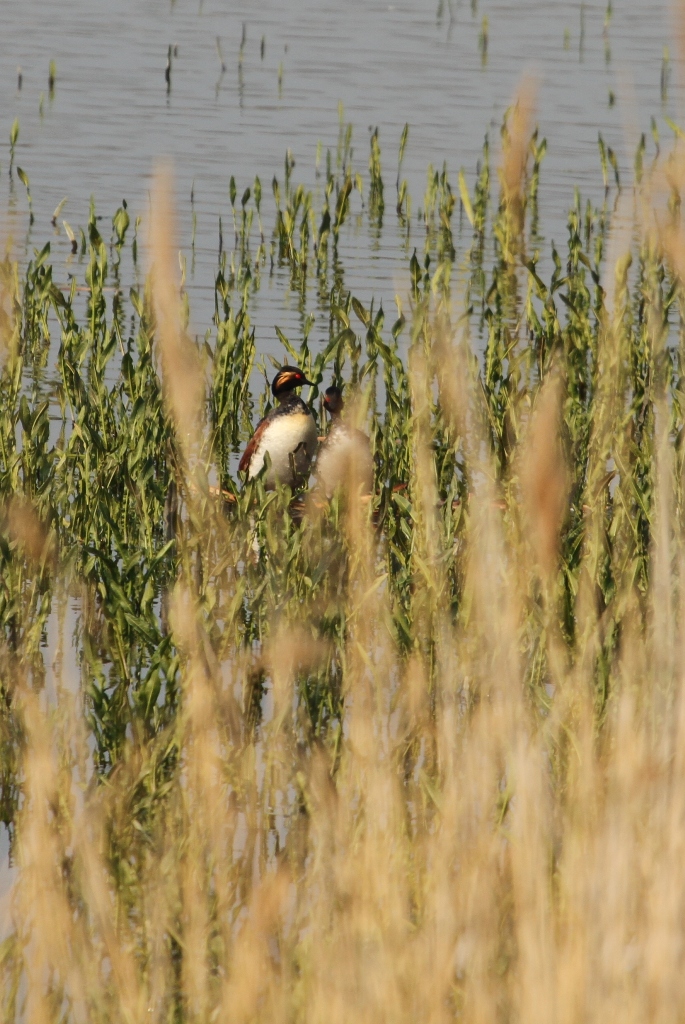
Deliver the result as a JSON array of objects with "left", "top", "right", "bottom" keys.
[{"left": 238, "top": 365, "right": 373, "bottom": 496}]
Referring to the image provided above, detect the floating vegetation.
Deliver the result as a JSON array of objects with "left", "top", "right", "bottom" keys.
[
  {"left": 16, "top": 167, "right": 33, "bottom": 225},
  {"left": 479, "top": 14, "right": 489, "bottom": 66},
  {"left": 239, "top": 21, "right": 247, "bottom": 65},
  {"left": 603, "top": 0, "right": 612, "bottom": 63},
  {"left": 8, "top": 118, "right": 18, "bottom": 178},
  {"left": 661, "top": 45, "right": 671, "bottom": 103},
  {"left": 215, "top": 35, "right": 227, "bottom": 74},
  {"left": 2, "top": 79, "right": 685, "bottom": 1020}
]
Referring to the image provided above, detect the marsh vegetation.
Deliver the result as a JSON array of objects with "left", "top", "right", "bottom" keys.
[{"left": 0, "top": 67, "right": 685, "bottom": 1021}]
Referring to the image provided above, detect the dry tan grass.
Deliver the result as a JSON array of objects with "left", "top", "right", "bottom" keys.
[{"left": 4, "top": 131, "right": 685, "bottom": 1024}]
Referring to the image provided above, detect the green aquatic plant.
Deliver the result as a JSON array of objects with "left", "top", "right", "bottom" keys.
[
  {"left": 8, "top": 119, "right": 18, "bottom": 178},
  {"left": 0, "top": 90, "right": 685, "bottom": 1022}
]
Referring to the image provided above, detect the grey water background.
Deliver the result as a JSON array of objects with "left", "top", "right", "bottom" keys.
[
  {"left": 0, "top": 0, "right": 679, "bottom": 907},
  {"left": 0, "top": 0, "right": 680, "bottom": 354}
]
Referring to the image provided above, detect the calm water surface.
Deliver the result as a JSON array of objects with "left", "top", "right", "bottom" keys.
[{"left": 0, "top": 0, "right": 680, "bottom": 349}]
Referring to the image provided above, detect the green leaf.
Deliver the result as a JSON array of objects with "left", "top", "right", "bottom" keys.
[
  {"left": 597, "top": 133, "right": 608, "bottom": 189},
  {"left": 333, "top": 176, "right": 352, "bottom": 230},
  {"left": 391, "top": 314, "right": 406, "bottom": 340},
  {"left": 52, "top": 196, "right": 68, "bottom": 222},
  {"left": 351, "top": 297, "right": 370, "bottom": 327},
  {"left": 275, "top": 326, "right": 299, "bottom": 362},
  {"left": 337, "top": 327, "right": 357, "bottom": 350},
  {"left": 330, "top": 304, "right": 349, "bottom": 329},
  {"left": 113, "top": 205, "right": 130, "bottom": 245},
  {"left": 664, "top": 115, "right": 685, "bottom": 140},
  {"left": 524, "top": 260, "right": 548, "bottom": 298},
  {"left": 398, "top": 122, "right": 409, "bottom": 165},
  {"left": 129, "top": 288, "right": 144, "bottom": 319}
]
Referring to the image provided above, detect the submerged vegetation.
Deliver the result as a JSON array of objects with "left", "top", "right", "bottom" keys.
[{"left": 2, "top": 81, "right": 685, "bottom": 1019}]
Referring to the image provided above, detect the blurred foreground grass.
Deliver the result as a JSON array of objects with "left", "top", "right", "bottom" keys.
[{"left": 1, "top": 84, "right": 685, "bottom": 1020}]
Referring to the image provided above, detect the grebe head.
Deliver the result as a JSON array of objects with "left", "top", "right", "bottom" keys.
[
  {"left": 323, "top": 385, "right": 344, "bottom": 418},
  {"left": 271, "top": 365, "right": 314, "bottom": 399}
]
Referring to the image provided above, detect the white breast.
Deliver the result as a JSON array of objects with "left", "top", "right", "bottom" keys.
[
  {"left": 316, "top": 425, "right": 373, "bottom": 498},
  {"left": 249, "top": 412, "right": 317, "bottom": 488}
]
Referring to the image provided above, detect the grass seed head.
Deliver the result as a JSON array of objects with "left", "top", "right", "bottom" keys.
[
  {"left": 149, "top": 164, "right": 205, "bottom": 454},
  {"left": 520, "top": 374, "right": 569, "bottom": 579},
  {"left": 4, "top": 497, "right": 54, "bottom": 566},
  {"left": 500, "top": 75, "right": 537, "bottom": 240}
]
